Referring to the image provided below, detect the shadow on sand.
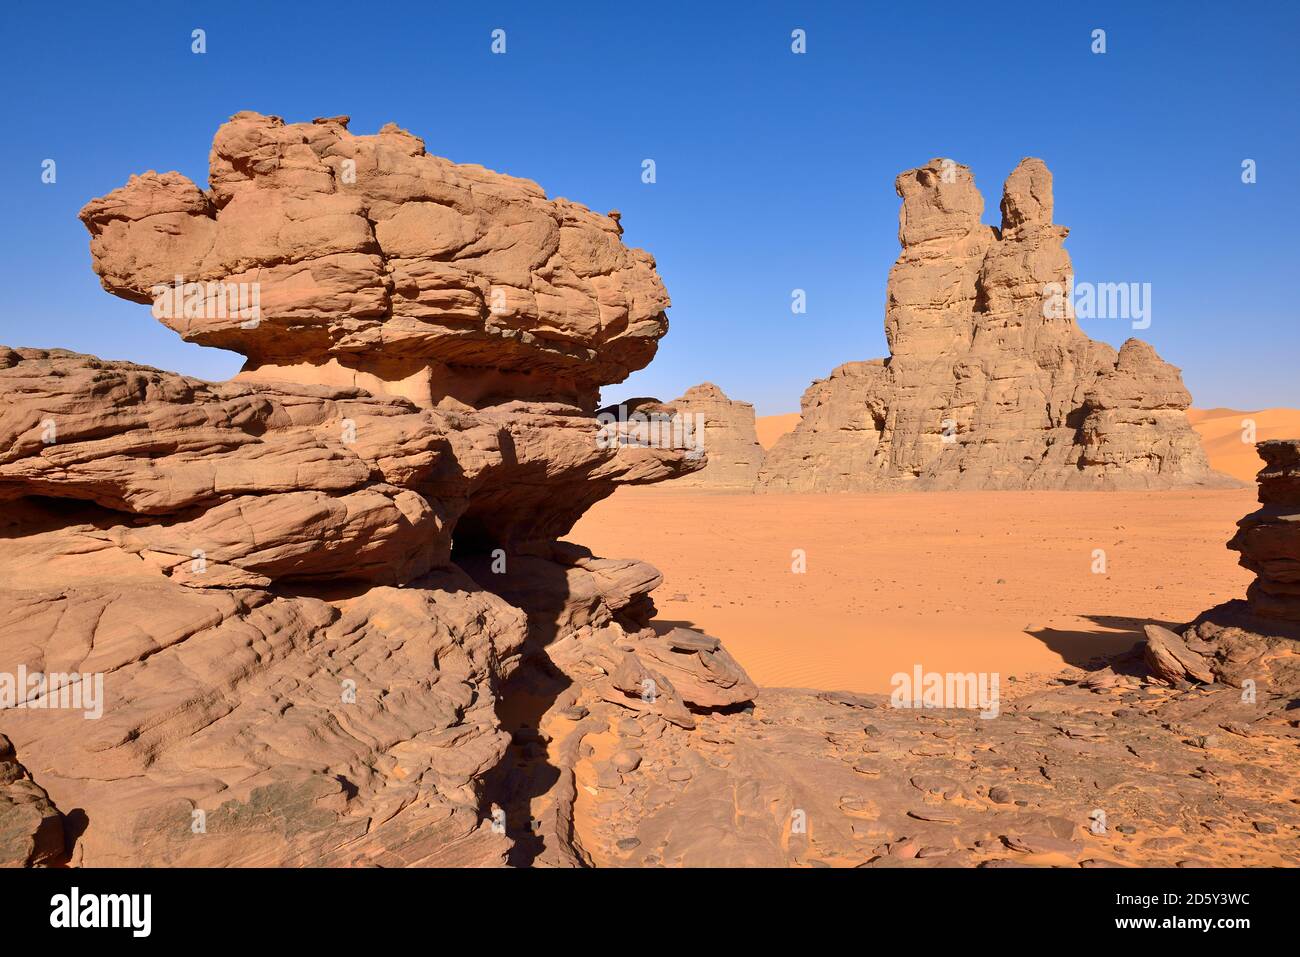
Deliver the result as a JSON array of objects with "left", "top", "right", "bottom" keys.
[{"left": 1024, "top": 613, "right": 1185, "bottom": 671}]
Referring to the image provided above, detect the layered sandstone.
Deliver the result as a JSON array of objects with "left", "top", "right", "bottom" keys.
[
  {"left": 1135, "top": 443, "right": 1300, "bottom": 690},
  {"left": 758, "top": 158, "right": 1237, "bottom": 491},
  {"left": 0, "top": 114, "right": 743, "bottom": 867},
  {"left": 79, "top": 112, "right": 669, "bottom": 409},
  {"left": 1228, "top": 440, "right": 1300, "bottom": 621},
  {"left": 663, "top": 383, "right": 764, "bottom": 489}
]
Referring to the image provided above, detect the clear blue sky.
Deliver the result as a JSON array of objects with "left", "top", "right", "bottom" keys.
[{"left": 1, "top": 0, "right": 1296, "bottom": 415}]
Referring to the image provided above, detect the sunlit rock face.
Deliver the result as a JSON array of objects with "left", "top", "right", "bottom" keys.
[
  {"left": 661, "top": 383, "right": 764, "bottom": 490},
  {"left": 0, "top": 113, "right": 729, "bottom": 867},
  {"left": 758, "top": 158, "right": 1238, "bottom": 492},
  {"left": 79, "top": 112, "right": 670, "bottom": 410}
]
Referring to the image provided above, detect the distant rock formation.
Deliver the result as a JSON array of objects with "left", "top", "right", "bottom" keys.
[
  {"left": 664, "top": 383, "right": 764, "bottom": 489},
  {"left": 758, "top": 158, "right": 1239, "bottom": 492},
  {"left": 0, "top": 113, "right": 754, "bottom": 867}
]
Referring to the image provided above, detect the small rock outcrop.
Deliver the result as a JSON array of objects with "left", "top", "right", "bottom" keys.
[
  {"left": 1135, "top": 441, "right": 1300, "bottom": 689},
  {"left": 757, "top": 158, "right": 1238, "bottom": 492},
  {"left": 663, "top": 383, "right": 764, "bottom": 489},
  {"left": 1229, "top": 440, "right": 1300, "bottom": 621},
  {"left": 0, "top": 734, "right": 64, "bottom": 867}
]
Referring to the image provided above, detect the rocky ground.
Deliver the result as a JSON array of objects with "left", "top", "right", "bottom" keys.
[
  {"left": 480, "top": 541, "right": 1300, "bottom": 869},
  {"left": 512, "top": 618, "right": 1300, "bottom": 868}
]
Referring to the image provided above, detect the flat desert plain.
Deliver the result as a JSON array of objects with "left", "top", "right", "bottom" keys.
[
  {"left": 573, "top": 486, "right": 1256, "bottom": 692},
  {"left": 573, "top": 407, "right": 1299, "bottom": 693}
]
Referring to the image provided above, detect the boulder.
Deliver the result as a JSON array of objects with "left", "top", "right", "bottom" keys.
[{"left": 79, "top": 112, "right": 670, "bottom": 409}]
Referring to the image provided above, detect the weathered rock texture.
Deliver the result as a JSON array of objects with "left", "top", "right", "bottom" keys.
[
  {"left": 0, "top": 734, "right": 64, "bottom": 867},
  {"left": 663, "top": 383, "right": 764, "bottom": 489},
  {"left": 0, "top": 113, "right": 736, "bottom": 867},
  {"left": 758, "top": 158, "right": 1238, "bottom": 492},
  {"left": 1134, "top": 442, "right": 1300, "bottom": 695},
  {"left": 79, "top": 111, "right": 669, "bottom": 410},
  {"left": 1228, "top": 440, "right": 1300, "bottom": 621}
]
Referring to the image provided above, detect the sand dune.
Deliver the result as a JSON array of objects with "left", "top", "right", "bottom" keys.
[
  {"left": 1186, "top": 407, "right": 1300, "bottom": 481},
  {"left": 573, "top": 487, "right": 1256, "bottom": 692},
  {"left": 754, "top": 412, "right": 799, "bottom": 450}
]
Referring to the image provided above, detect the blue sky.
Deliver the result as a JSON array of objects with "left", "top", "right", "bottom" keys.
[{"left": 1, "top": 0, "right": 1296, "bottom": 414}]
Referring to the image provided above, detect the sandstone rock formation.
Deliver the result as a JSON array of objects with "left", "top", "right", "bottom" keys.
[
  {"left": 1134, "top": 440, "right": 1300, "bottom": 692},
  {"left": 0, "top": 734, "right": 63, "bottom": 867},
  {"left": 0, "top": 113, "right": 738, "bottom": 867},
  {"left": 758, "top": 158, "right": 1238, "bottom": 491},
  {"left": 1228, "top": 439, "right": 1300, "bottom": 621},
  {"left": 79, "top": 111, "right": 668, "bottom": 410},
  {"left": 662, "top": 383, "right": 764, "bottom": 489}
]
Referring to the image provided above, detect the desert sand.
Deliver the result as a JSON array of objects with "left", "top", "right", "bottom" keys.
[
  {"left": 1186, "top": 407, "right": 1300, "bottom": 481},
  {"left": 572, "top": 487, "right": 1257, "bottom": 692},
  {"left": 755, "top": 412, "right": 800, "bottom": 450}
]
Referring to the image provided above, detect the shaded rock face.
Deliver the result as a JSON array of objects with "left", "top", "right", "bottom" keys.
[
  {"left": 758, "top": 158, "right": 1237, "bottom": 492},
  {"left": 79, "top": 112, "right": 669, "bottom": 410},
  {"left": 0, "top": 114, "right": 736, "bottom": 867},
  {"left": 1229, "top": 440, "right": 1300, "bottom": 621},
  {"left": 0, "top": 734, "right": 63, "bottom": 867},
  {"left": 663, "top": 383, "right": 764, "bottom": 489}
]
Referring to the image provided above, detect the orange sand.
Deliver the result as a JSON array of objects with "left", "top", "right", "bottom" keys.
[
  {"left": 1186, "top": 407, "right": 1300, "bottom": 481},
  {"left": 571, "top": 488, "right": 1256, "bottom": 693},
  {"left": 755, "top": 412, "right": 799, "bottom": 449}
]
